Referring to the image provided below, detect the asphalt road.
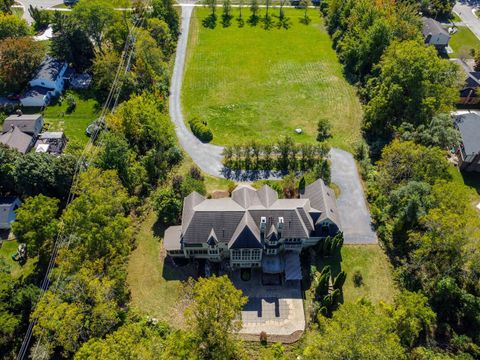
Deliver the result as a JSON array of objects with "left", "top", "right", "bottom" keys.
[{"left": 454, "top": 1, "right": 480, "bottom": 40}]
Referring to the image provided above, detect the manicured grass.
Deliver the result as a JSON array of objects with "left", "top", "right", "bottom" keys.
[
  {"left": 0, "top": 240, "right": 36, "bottom": 280},
  {"left": 313, "top": 244, "right": 397, "bottom": 304},
  {"left": 127, "top": 211, "right": 190, "bottom": 325},
  {"left": 182, "top": 8, "right": 363, "bottom": 151},
  {"left": 448, "top": 26, "right": 480, "bottom": 58},
  {"left": 43, "top": 91, "right": 100, "bottom": 146}
]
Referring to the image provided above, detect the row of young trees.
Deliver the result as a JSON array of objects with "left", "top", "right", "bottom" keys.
[
  {"left": 223, "top": 137, "right": 330, "bottom": 172},
  {"left": 203, "top": 0, "right": 312, "bottom": 29}
]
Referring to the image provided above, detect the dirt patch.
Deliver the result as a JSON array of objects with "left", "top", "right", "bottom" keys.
[{"left": 237, "top": 330, "right": 304, "bottom": 344}]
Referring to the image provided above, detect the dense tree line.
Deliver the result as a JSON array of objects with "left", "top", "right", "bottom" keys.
[
  {"left": 322, "top": 0, "right": 459, "bottom": 148},
  {"left": 365, "top": 140, "right": 480, "bottom": 357}
]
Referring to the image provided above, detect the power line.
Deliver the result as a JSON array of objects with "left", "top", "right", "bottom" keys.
[{"left": 16, "top": 3, "right": 152, "bottom": 359}]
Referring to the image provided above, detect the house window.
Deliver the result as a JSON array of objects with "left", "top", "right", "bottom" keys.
[{"left": 231, "top": 250, "right": 241, "bottom": 260}]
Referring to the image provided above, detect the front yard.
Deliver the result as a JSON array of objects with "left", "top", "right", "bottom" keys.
[
  {"left": 448, "top": 26, "right": 480, "bottom": 59},
  {"left": 182, "top": 8, "right": 363, "bottom": 152}
]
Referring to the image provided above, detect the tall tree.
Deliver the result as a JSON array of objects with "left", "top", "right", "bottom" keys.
[
  {"left": 0, "top": 37, "right": 44, "bottom": 93},
  {"left": 186, "top": 276, "right": 248, "bottom": 360},
  {"left": 0, "top": 13, "right": 31, "bottom": 39},
  {"left": 364, "top": 40, "right": 459, "bottom": 138},
  {"left": 303, "top": 301, "right": 406, "bottom": 359},
  {"left": 11, "top": 195, "right": 59, "bottom": 268}
]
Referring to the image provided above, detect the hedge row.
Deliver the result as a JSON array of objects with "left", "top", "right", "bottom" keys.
[{"left": 189, "top": 118, "right": 213, "bottom": 143}]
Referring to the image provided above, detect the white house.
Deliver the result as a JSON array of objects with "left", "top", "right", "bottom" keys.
[
  {"left": 0, "top": 197, "right": 21, "bottom": 230},
  {"left": 20, "top": 57, "right": 68, "bottom": 108}
]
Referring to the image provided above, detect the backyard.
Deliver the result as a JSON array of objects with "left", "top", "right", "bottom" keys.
[
  {"left": 182, "top": 8, "right": 363, "bottom": 151},
  {"left": 42, "top": 91, "right": 100, "bottom": 146},
  {"left": 0, "top": 240, "right": 36, "bottom": 280},
  {"left": 309, "top": 244, "right": 397, "bottom": 305}
]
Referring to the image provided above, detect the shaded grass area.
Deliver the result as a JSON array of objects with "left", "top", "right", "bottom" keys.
[
  {"left": 183, "top": 8, "right": 362, "bottom": 152},
  {"left": 310, "top": 244, "right": 397, "bottom": 305},
  {"left": 43, "top": 90, "right": 100, "bottom": 146},
  {"left": 448, "top": 26, "right": 480, "bottom": 58},
  {"left": 0, "top": 240, "right": 37, "bottom": 280},
  {"left": 127, "top": 211, "right": 192, "bottom": 324}
]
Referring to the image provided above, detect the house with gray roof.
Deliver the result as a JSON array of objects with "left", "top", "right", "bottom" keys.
[
  {"left": 165, "top": 179, "right": 340, "bottom": 280},
  {"left": 0, "top": 196, "right": 21, "bottom": 230},
  {"left": 455, "top": 113, "right": 480, "bottom": 171},
  {"left": 422, "top": 17, "right": 450, "bottom": 51},
  {"left": 0, "top": 126, "right": 34, "bottom": 154},
  {"left": 3, "top": 114, "right": 44, "bottom": 137}
]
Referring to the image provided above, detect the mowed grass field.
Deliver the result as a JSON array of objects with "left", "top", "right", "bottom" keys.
[{"left": 182, "top": 8, "right": 362, "bottom": 151}]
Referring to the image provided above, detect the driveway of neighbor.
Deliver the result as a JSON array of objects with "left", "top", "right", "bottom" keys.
[
  {"left": 330, "top": 148, "right": 377, "bottom": 244},
  {"left": 229, "top": 270, "right": 305, "bottom": 340},
  {"left": 454, "top": 1, "right": 480, "bottom": 40},
  {"left": 15, "top": 0, "right": 63, "bottom": 24}
]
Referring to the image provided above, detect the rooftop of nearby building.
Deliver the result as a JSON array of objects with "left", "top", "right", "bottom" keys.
[
  {"left": 455, "top": 113, "right": 480, "bottom": 155},
  {"left": 33, "top": 56, "right": 66, "bottom": 83},
  {"left": 0, "top": 126, "right": 33, "bottom": 154},
  {"left": 3, "top": 114, "right": 43, "bottom": 134},
  {"left": 421, "top": 17, "right": 449, "bottom": 37}
]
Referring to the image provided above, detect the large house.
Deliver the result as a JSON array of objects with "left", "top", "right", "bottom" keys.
[
  {"left": 455, "top": 113, "right": 480, "bottom": 171},
  {"left": 165, "top": 179, "right": 340, "bottom": 279},
  {"left": 422, "top": 17, "right": 450, "bottom": 51},
  {"left": 21, "top": 57, "right": 68, "bottom": 107}
]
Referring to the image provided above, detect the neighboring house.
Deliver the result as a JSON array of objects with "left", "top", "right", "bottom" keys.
[
  {"left": 34, "top": 132, "right": 68, "bottom": 155},
  {"left": 0, "top": 197, "right": 21, "bottom": 230},
  {"left": 20, "top": 57, "right": 68, "bottom": 108},
  {"left": 422, "top": 17, "right": 450, "bottom": 51},
  {"left": 455, "top": 113, "right": 480, "bottom": 171},
  {"left": 164, "top": 180, "right": 340, "bottom": 280},
  {"left": 459, "top": 71, "right": 480, "bottom": 105},
  {"left": 2, "top": 114, "right": 44, "bottom": 138},
  {"left": 0, "top": 126, "right": 34, "bottom": 154}
]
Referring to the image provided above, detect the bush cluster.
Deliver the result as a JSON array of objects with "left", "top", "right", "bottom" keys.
[{"left": 189, "top": 118, "right": 213, "bottom": 143}]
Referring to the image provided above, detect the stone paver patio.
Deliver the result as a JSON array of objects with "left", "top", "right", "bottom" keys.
[{"left": 229, "top": 270, "right": 305, "bottom": 337}]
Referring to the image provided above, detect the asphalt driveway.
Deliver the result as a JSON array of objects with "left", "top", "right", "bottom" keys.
[{"left": 330, "top": 148, "right": 377, "bottom": 244}]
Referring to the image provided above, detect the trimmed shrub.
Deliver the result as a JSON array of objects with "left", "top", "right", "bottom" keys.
[{"left": 189, "top": 118, "right": 213, "bottom": 143}]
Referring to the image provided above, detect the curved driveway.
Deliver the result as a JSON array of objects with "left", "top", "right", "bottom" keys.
[{"left": 170, "top": 6, "right": 377, "bottom": 244}]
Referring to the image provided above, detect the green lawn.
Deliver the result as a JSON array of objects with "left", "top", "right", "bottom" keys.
[
  {"left": 182, "top": 8, "right": 362, "bottom": 151},
  {"left": 311, "top": 244, "right": 397, "bottom": 305},
  {"left": 0, "top": 240, "right": 36, "bottom": 280},
  {"left": 127, "top": 211, "right": 192, "bottom": 325},
  {"left": 448, "top": 26, "right": 480, "bottom": 59},
  {"left": 43, "top": 91, "right": 100, "bottom": 146}
]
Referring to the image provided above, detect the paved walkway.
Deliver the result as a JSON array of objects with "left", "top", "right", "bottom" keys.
[{"left": 330, "top": 148, "right": 377, "bottom": 244}]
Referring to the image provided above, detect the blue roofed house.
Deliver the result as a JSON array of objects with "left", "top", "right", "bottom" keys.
[
  {"left": 455, "top": 113, "right": 480, "bottom": 172},
  {"left": 21, "top": 57, "right": 68, "bottom": 108},
  {"left": 0, "top": 197, "right": 21, "bottom": 230}
]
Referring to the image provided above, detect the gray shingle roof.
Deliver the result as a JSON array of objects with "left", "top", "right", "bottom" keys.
[
  {"left": 164, "top": 225, "right": 182, "bottom": 251},
  {"left": 0, "top": 196, "right": 20, "bottom": 226},
  {"left": 422, "top": 17, "right": 449, "bottom": 37},
  {"left": 3, "top": 114, "right": 43, "bottom": 135},
  {"left": 174, "top": 180, "right": 340, "bottom": 249},
  {"left": 0, "top": 126, "right": 33, "bottom": 154},
  {"left": 455, "top": 113, "right": 480, "bottom": 155}
]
